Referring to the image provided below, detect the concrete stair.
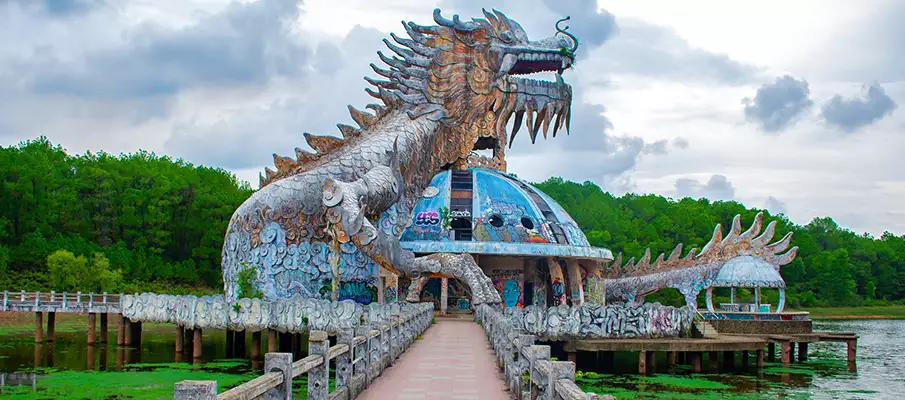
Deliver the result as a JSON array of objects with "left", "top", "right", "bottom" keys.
[{"left": 694, "top": 320, "right": 720, "bottom": 339}]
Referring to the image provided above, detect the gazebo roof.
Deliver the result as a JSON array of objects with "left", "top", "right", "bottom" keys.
[{"left": 712, "top": 255, "right": 786, "bottom": 288}]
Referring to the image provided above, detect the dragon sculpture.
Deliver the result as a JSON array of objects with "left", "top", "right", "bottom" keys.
[
  {"left": 600, "top": 212, "right": 799, "bottom": 309},
  {"left": 222, "top": 9, "right": 579, "bottom": 304}
]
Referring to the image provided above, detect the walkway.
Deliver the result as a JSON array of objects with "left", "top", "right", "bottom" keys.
[{"left": 357, "top": 317, "right": 511, "bottom": 400}]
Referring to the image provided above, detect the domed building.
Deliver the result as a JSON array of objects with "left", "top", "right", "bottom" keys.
[{"left": 395, "top": 168, "right": 613, "bottom": 313}]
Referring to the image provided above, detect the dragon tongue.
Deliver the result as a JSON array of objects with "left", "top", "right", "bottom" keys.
[{"left": 509, "top": 111, "right": 525, "bottom": 148}]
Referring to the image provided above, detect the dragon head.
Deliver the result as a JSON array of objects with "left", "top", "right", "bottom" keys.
[{"left": 369, "top": 8, "right": 578, "bottom": 170}]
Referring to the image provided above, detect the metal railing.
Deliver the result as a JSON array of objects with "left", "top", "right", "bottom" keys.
[
  {"left": 2, "top": 290, "right": 121, "bottom": 313},
  {"left": 174, "top": 305, "right": 433, "bottom": 400},
  {"left": 475, "top": 304, "right": 614, "bottom": 400}
]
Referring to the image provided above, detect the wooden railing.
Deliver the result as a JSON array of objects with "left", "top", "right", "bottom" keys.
[
  {"left": 475, "top": 304, "right": 614, "bottom": 400},
  {"left": 174, "top": 305, "right": 433, "bottom": 400},
  {"left": 2, "top": 290, "right": 121, "bottom": 313}
]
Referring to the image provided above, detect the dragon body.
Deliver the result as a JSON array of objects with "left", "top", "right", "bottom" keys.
[{"left": 222, "top": 9, "right": 577, "bottom": 304}]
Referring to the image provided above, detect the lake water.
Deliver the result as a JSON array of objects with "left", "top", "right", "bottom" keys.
[{"left": 0, "top": 315, "right": 902, "bottom": 399}]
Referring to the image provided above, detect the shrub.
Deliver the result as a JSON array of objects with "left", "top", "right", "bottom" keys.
[{"left": 47, "top": 250, "right": 121, "bottom": 292}]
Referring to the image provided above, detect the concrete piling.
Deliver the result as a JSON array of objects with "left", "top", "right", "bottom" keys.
[
  {"left": 251, "top": 331, "right": 261, "bottom": 360},
  {"left": 192, "top": 329, "right": 203, "bottom": 360},
  {"left": 175, "top": 326, "right": 184, "bottom": 354},
  {"left": 34, "top": 312, "right": 43, "bottom": 343},
  {"left": 87, "top": 312, "right": 97, "bottom": 345},
  {"left": 267, "top": 329, "right": 277, "bottom": 353},
  {"left": 756, "top": 349, "right": 765, "bottom": 369},
  {"left": 638, "top": 350, "right": 647, "bottom": 375}
]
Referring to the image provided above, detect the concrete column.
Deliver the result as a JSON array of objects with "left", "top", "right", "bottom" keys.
[
  {"left": 264, "top": 353, "right": 293, "bottom": 400},
  {"left": 690, "top": 352, "right": 702, "bottom": 373},
  {"left": 46, "top": 312, "right": 56, "bottom": 342},
  {"left": 192, "top": 329, "right": 202, "bottom": 360},
  {"left": 638, "top": 350, "right": 647, "bottom": 376},
  {"left": 99, "top": 313, "right": 108, "bottom": 343},
  {"left": 847, "top": 340, "right": 857, "bottom": 363},
  {"left": 267, "top": 329, "right": 277, "bottom": 353},
  {"left": 87, "top": 313, "right": 97, "bottom": 345},
  {"left": 440, "top": 277, "right": 449, "bottom": 314},
  {"left": 87, "top": 343, "right": 95, "bottom": 370},
  {"left": 565, "top": 259, "right": 585, "bottom": 305},
  {"left": 708, "top": 351, "right": 719, "bottom": 371},
  {"left": 34, "top": 312, "right": 43, "bottom": 343},
  {"left": 756, "top": 349, "right": 765, "bottom": 369},
  {"left": 308, "top": 331, "right": 329, "bottom": 399},
  {"left": 123, "top": 319, "right": 132, "bottom": 346},
  {"left": 546, "top": 257, "right": 567, "bottom": 306},
  {"left": 117, "top": 316, "right": 126, "bottom": 346},
  {"left": 781, "top": 341, "right": 791, "bottom": 364},
  {"left": 251, "top": 331, "right": 261, "bottom": 360},
  {"left": 175, "top": 326, "right": 184, "bottom": 354}
]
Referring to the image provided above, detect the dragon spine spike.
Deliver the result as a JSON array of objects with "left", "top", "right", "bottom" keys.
[
  {"left": 683, "top": 248, "right": 698, "bottom": 260},
  {"left": 752, "top": 220, "right": 777, "bottom": 248},
  {"left": 766, "top": 232, "right": 794, "bottom": 254},
  {"left": 348, "top": 106, "right": 377, "bottom": 129},
  {"left": 272, "top": 153, "right": 295, "bottom": 172},
  {"left": 382, "top": 38, "right": 414, "bottom": 59},
  {"left": 772, "top": 246, "right": 798, "bottom": 266},
  {"left": 294, "top": 147, "right": 317, "bottom": 163},
  {"left": 740, "top": 212, "right": 764, "bottom": 240},
  {"left": 336, "top": 124, "right": 361, "bottom": 140},
  {"left": 624, "top": 257, "right": 635, "bottom": 271},
  {"left": 637, "top": 248, "right": 651, "bottom": 270},
  {"left": 653, "top": 253, "right": 665, "bottom": 269},
  {"left": 304, "top": 133, "right": 345, "bottom": 154},
  {"left": 698, "top": 223, "right": 723, "bottom": 258},
  {"left": 721, "top": 214, "right": 742, "bottom": 246},
  {"left": 668, "top": 243, "right": 683, "bottom": 262}
]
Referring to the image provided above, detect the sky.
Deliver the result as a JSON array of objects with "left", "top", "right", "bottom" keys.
[{"left": 1, "top": 0, "right": 903, "bottom": 237}]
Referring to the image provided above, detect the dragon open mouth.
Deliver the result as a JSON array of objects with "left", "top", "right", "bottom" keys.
[{"left": 497, "top": 50, "right": 574, "bottom": 146}]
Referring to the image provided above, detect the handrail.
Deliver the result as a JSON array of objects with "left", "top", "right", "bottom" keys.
[
  {"left": 175, "top": 302, "right": 435, "bottom": 400},
  {"left": 476, "top": 304, "right": 615, "bottom": 400},
  {"left": 1, "top": 290, "right": 122, "bottom": 312}
]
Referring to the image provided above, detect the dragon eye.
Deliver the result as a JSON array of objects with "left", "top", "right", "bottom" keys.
[{"left": 499, "top": 30, "right": 514, "bottom": 42}]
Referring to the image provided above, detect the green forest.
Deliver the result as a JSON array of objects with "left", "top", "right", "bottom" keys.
[{"left": 0, "top": 138, "right": 903, "bottom": 308}]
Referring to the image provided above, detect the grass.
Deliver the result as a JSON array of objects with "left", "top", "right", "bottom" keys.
[{"left": 800, "top": 305, "right": 905, "bottom": 319}]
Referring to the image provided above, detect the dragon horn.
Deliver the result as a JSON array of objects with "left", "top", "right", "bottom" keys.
[
  {"left": 698, "top": 223, "right": 723, "bottom": 258},
  {"left": 555, "top": 16, "right": 579, "bottom": 54},
  {"left": 772, "top": 246, "right": 798, "bottom": 266},
  {"left": 741, "top": 212, "right": 764, "bottom": 241},
  {"left": 433, "top": 9, "right": 476, "bottom": 31}
]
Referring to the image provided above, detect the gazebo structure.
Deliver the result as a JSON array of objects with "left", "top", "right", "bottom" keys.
[{"left": 704, "top": 255, "right": 791, "bottom": 316}]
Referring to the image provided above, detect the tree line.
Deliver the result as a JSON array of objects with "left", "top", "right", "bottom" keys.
[
  {"left": 534, "top": 177, "right": 905, "bottom": 307},
  {"left": 1, "top": 138, "right": 902, "bottom": 307},
  {"left": 0, "top": 138, "right": 253, "bottom": 294}
]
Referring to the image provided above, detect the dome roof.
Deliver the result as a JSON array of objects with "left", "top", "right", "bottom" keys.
[
  {"left": 712, "top": 256, "right": 786, "bottom": 288},
  {"left": 399, "top": 168, "right": 612, "bottom": 261}
]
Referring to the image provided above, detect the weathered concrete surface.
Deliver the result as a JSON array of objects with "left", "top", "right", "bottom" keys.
[
  {"left": 708, "top": 320, "right": 812, "bottom": 335},
  {"left": 357, "top": 318, "right": 511, "bottom": 400}
]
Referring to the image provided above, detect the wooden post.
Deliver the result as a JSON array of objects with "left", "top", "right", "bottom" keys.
[
  {"left": 46, "top": 312, "right": 55, "bottom": 342},
  {"left": 174, "top": 380, "right": 216, "bottom": 400},
  {"left": 708, "top": 351, "right": 719, "bottom": 371},
  {"left": 123, "top": 318, "right": 132, "bottom": 346},
  {"left": 798, "top": 342, "right": 808, "bottom": 361},
  {"left": 192, "top": 329, "right": 203, "bottom": 360},
  {"left": 116, "top": 316, "right": 125, "bottom": 346},
  {"left": 87, "top": 312, "right": 97, "bottom": 345},
  {"left": 175, "top": 326, "right": 184, "bottom": 354},
  {"left": 847, "top": 339, "right": 857, "bottom": 363},
  {"left": 267, "top": 329, "right": 277, "bottom": 353},
  {"left": 756, "top": 349, "right": 765, "bottom": 369},
  {"left": 34, "top": 312, "right": 43, "bottom": 343},
  {"left": 781, "top": 341, "right": 791, "bottom": 364},
  {"left": 768, "top": 343, "right": 775, "bottom": 362},
  {"left": 308, "top": 331, "right": 329, "bottom": 400},
  {"left": 667, "top": 351, "right": 677, "bottom": 368},
  {"left": 638, "top": 350, "right": 647, "bottom": 376},
  {"left": 251, "top": 331, "right": 262, "bottom": 360},
  {"left": 99, "top": 313, "right": 108, "bottom": 343},
  {"left": 690, "top": 352, "right": 702, "bottom": 373}
]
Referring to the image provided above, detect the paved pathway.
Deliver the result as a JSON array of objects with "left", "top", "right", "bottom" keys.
[{"left": 357, "top": 317, "right": 512, "bottom": 400}]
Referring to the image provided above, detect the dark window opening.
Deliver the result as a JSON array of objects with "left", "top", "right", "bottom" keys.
[
  {"left": 549, "top": 223, "right": 569, "bottom": 245},
  {"left": 524, "top": 281, "right": 534, "bottom": 306},
  {"left": 489, "top": 214, "right": 504, "bottom": 228},
  {"left": 451, "top": 218, "right": 472, "bottom": 241},
  {"left": 520, "top": 217, "right": 534, "bottom": 230}
]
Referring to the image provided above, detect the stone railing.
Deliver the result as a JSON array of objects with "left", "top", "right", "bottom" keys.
[
  {"left": 476, "top": 304, "right": 615, "bottom": 400},
  {"left": 175, "top": 302, "right": 434, "bottom": 399},
  {"left": 502, "top": 302, "right": 694, "bottom": 340},
  {"left": 2, "top": 290, "right": 120, "bottom": 313},
  {"left": 120, "top": 293, "right": 426, "bottom": 333}
]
